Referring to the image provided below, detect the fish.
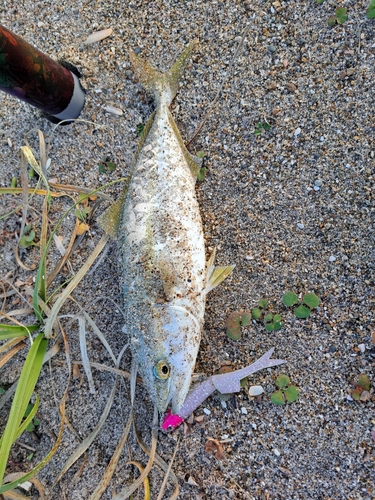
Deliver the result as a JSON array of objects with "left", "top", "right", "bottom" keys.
[{"left": 100, "top": 42, "right": 234, "bottom": 414}]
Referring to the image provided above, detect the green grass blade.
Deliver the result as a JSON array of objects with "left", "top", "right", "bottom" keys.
[
  {"left": 0, "top": 324, "right": 39, "bottom": 341},
  {"left": 0, "top": 333, "right": 47, "bottom": 485},
  {"left": 0, "top": 396, "right": 39, "bottom": 448}
]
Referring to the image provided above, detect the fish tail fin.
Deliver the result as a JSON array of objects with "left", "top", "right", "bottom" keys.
[{"left": 129, "top": 41, "right": 196, "bottom": 105}]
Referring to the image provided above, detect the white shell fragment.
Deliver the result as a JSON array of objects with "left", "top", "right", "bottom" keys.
[
  {"left": 249, "top": 385, "right": 264, "bottom": 397},
  {"left": 103, "top": 105, "right": 123, "bottom": 116},
  {"left": 84, "top": 28, "right": 113, "bottom": 45}
]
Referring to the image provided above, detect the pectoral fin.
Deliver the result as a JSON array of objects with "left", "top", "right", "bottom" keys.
[{"left": 205, "top": 264, "right": 235, "bottom": 294}]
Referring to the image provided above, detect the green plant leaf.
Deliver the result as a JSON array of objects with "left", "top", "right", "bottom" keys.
[
  {"left": 241, "top": 312, "right": 252, "bottom": 327},
  {"left": 328, "top": 15, "right": 337, "bottom": 27},
  {"left": 263, "top": 123, "right": 271, "bottom": 131},
  {"left": 273, "top": 314, "right": 281, "bottom": 322},
  {"left": 254, "top": 129, "right": 262, "bottom": 136},
  {"left": 351, "top": 386, "right": 362, "bottom": 401},
  {"left": 136, "top": 123, "right": 145, "bottom": 136},
  {"left": 284, "top": 385, "right": 299, "bottom": 403},
  {"left": 225, "top": 312, "right": 242, "bottom": 340},
  {"left": 107, "top": 161, "right": 116, "bottom": 172},
  {"left": 252, "top": 307, "right": 262, "bottom": 320},
  {"left": 302, "top": 293, "right": 320, "bottom": 309},
  {"left": 196, "top": 150, "right": 206, "bottom": 159},
  {"left": 0, "top": 333, "right": 47, "bottom": 485},
  {"left": 264, "top": 313, "right": 273, "bottom": 323},
  {"left": 273, "top": 321, "right": 282, "bottom": 331},
  {"left": 357, "top": 374, "right": 371, "bottom": 391},
  {"left": 240, "top": 377, "right": 248, "bottom": 388},
  {"left": 316, "top": 0, "right": 324, "bottom": 4},
  {"left": 271, "top": 390, "right": 285, "bottom": 405},
  {"left": 258, "top": 299, "right": 268, "bottom": 309},
  {"left": 98, "top": 163, "right": 106, "bottom": 173},
  {"left": 276, "top": 374, "right": 290, "bottom": 389},
  {"left": 197, "top": 167, "right": 207, "bottom": 182},
  {"left": 282, "top": 292, "right": 298, "bottom": 307},
  {"left": 0, "top": 324, "right": 39, "bottom": 341},
  {"left": 335, "top": 7, "right": 347, "bottom": 24},
  {"left": 367, "top": 0, "right": 375, "bottom": 18},
  {"left": 295, "top": 305, "right": 311, "bottom": 319},
  {"left": 265, "top": 322, "right": 275, "bottom": 331}
]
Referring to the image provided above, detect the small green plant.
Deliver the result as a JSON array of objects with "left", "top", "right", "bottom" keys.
[
  {"left": 282, "top": 291, "right": 320, "bottom": 319},
  {"left": 136, "top": 123, "right": 145, "bottom": 136},
  {"left": 351, "top": 374, "right": 371, "bottom": 401},
  {"left": 252, "top": 299, "right": 282, "bottom": 332},
  {"left": 316, "top": 0, "right": 324, "bottom": 4},
  {"left": 24, "top": 403, "right": 40, "bottom": 432},
  {"left": 271, "top": 374, "right": 299, "bottom": 405},
  {"left": 196, "top": 150, "right": 207, "bottom": 181},
  {"left": 367, "top": 0, "right": 375, "bottom": 18},
  {"left": 328, "top": 7, "right": 348, "bottom": 26},
  {"left": 254, "top": 122, "right": 271, "bottom": 136},
  {"left": 225, "top": 311, "right": 252, "bottom": 340},
  {"left": 19, "top": 224, "right": 37, "bottom": 248},
  {"left": 98, "top": 156, "right": 116, "bottom": 174}
]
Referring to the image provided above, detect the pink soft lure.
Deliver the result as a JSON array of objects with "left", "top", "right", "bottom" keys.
[{"left": 161, "top": 348, "right": 286, "bottom": 431}]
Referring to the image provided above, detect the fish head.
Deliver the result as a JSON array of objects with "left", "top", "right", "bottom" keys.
[{"left": 135, "top": 304, "right": 201, "bottom": 414}]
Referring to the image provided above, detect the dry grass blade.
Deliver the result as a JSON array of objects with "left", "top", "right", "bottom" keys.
[
  {"left": 46, "top": 223, "right": 82, "bottom": 288},
  {"left": 71, "top": 361, "right": 139, "bottom": 382},
  {"left": 126, "top": 462, "right": 150, "bottom": 500},
  {"left": 5, "top": 309, "right": 34, "bottom": 317},
  {"left": 2, "top": 489, "right": 29, "bottom": 499},
  {"left": 48, "top": 182, "right": 112, "bottom": 201},
  {"left": 77, "top": 316, "right": 95, "bottom": 393},
  {"left": 43, "top": 234, "right": 109, "bottom": 338},
  {"left": 52, "top": 376, "right": 119, "bottom": 487},
  {"left": 88, "top": 411, "right": 133, "bottom": 500},
  {"left": 135, "top": 426, "right": 179, "bottom": 500},
  {"left": 67, "top": 301, "right": 117, "bottom": 365},
  {"left": 156, "top": 437, "right": 180, "bottom": 500},
  {"left": 0, "top": 341, "right": 26, "bottom": 369},
  {"left": 18, "top": 148, "right": 29, "bottom": 243},
  {"left": 112, "top": 406, "right": 159, "bottom": 500},
  {"left": 0, "top": 338, "right": 27, "bottom": 355}
]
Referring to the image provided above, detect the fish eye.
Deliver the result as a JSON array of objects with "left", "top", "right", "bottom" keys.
[{"left": 153, "top": 360, "right": 170, "bottom": 380}]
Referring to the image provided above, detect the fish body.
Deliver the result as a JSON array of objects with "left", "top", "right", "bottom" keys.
[{"left": 102, "top": 43, "right": 234, "bottom": 413}]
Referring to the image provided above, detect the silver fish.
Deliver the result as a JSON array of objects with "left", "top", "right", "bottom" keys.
[{"left": 102, "top": 43, "right": 234, "bottom": 413}]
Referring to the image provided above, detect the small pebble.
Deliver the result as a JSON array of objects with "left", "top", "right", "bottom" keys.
[
  {"left": 203, "top": 408, "right": 211, "bottom": 415},
  {"left": 314, "top": 179, "right": 323, "bottom": 187},
  {"left": 274, "top": 449, "right": 281, "bottom": 457},
  {"left": 314, "top": 186, "right": 320, "bottom": 191},
  {"left": 329, "top": 256, "right": 336, "bottom": 262},
  {"left": 294, "top": 127, "right": 301, "bottom": 137},
  {"left": 249, "top": 385, "right": 264, "bottom": 397},
  {"left": 221, "top": 434, "right": 229, "bottom": 440},
  {"left": 358, "top": 344, "right": 365, "bottom": 353},
  {"left": 241, "top": 407, "right": 248, "bottom": 415},
  {"left": 268, "top": 45, "right": 277, "bottom": 53},
  {"left": 297, "top": 223, "right": 304, "bottom": 229}
]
